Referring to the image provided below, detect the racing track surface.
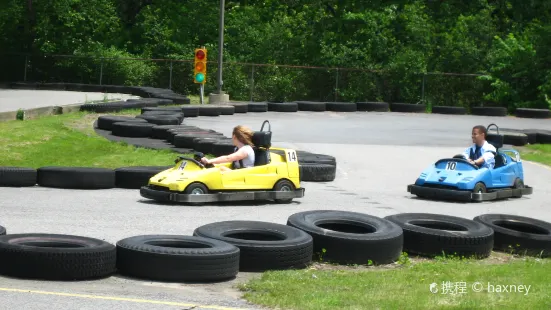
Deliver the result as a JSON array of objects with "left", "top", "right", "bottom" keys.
[{"left": 1, "top": 100, "right": 551, "bottom": 309}]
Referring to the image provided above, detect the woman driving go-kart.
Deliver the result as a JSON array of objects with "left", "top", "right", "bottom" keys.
[{"left": 199, "top": 125, "right": 255, "bottom": 171}]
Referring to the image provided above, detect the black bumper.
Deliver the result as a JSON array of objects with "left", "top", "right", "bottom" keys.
[
  {"left": 140, "top": 185, "right": 305, "bottom": 203},
  {"left": 407, "top": 184, "right": 533, "bottom": 202}
]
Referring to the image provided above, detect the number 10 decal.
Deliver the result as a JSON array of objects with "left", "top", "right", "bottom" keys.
[
  {"left": 287, "top": 151, "right": 297, "bottom": 162},
  {"left": 446, "top": 161, "right": 456, "bottom": 170}
]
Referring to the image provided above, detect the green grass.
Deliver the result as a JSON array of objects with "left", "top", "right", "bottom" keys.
[
  {"left": 239, "top": 254, "right": 551, "bottom": 310},
  {"left": 0, "top": 110, "right": 188, "bottom": 168},
  {"left": 519, "top": 144, "right": 551, "bottom": 167}
]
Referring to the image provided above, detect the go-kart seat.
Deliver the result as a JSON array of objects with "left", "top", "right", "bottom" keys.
[
  {"left": 251, "top": 130, "right": 272, "bottom": 166},
  {"left": 486, "top": 131, "right": 505, "bottom": 168}
]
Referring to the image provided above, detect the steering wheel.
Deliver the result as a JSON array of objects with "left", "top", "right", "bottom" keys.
[
  {"left": 453, "top": 154, "right": 465, "bottom": 159},
  {"left": 435, "top": 158, "right": 479, "bottom": 170},
  {"left": 193, "top": 152, "right": 215, "bottom": 168},
  {"left": 175, "top": 156, "right": 206, "bottom": 168}
]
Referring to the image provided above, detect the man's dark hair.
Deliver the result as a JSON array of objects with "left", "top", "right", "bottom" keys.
[{"left": 472, "top": 125, "right": 487, "bottom": 137}]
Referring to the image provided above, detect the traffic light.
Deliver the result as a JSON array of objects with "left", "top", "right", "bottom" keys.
[{"left": 194, "top": 48, "right": 207, "bottom": 84}]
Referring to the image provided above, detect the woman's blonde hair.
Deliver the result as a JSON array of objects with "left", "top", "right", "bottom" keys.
[{"left": 233, "top": 125, "right": 254, "bottom": 146}]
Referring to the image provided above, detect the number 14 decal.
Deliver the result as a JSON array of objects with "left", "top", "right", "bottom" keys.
[{"left": 287, "top": 151, "right": 297, "bottom": 162}]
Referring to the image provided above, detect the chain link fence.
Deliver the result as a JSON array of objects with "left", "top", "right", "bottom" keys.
[{"left": 0, "top": 53, "right": 492, "bottom": 107}]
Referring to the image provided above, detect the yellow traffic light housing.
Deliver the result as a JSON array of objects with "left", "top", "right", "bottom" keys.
[{"left": 194, "top": 48, "right": 207, "bottom": 84}]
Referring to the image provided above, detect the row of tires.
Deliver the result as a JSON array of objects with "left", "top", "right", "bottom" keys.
[
  {"left": 8, "top": 81, "right": 551, "bottom": 118},
  {"left": 0, "top": 210, "right": 548, "bottom": 282},
  {"left": 489, "top": 128, "right": 551, "bottom": 146},
  {"left": 94, "top": 110, "right": 337, "bottom": 182}
]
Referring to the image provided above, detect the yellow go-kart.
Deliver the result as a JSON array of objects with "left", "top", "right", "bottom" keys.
[{"left": 140, "top": 120, "right": 305, "bottom": 204}]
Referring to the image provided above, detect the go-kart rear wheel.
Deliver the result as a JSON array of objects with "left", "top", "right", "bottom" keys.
[
  {"left": 513, "top": 178, "right": 524, "bottom": 198},
  {"left": 473, "top": 182, "right": 486, "bottom": 194},
  {"left": 273, "top": 179, "right": 295, "bottom": 204}
]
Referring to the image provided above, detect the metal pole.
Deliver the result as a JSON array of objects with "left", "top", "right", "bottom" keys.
[
  {"left": 200, "top": 84, "right": 204, "bottom": 104},
  {"left": 421, "top": 73, "right": 425, "bottom": 103},
  {"left": 335, "top": 68, "right": 339, "bottom": 102},
  {"left": 217, "top": 0, "right": 225, "bottom": 94},
  {"left": 24, "top": 55, "right": 28, "bottom": 82},
  {"left": 250, "top": 65, "right": 255, "bottom": 102},
  {"left": 99, "top": 58, "right": 103, "bottom": 85},
  {"left": 169, "top": 61, "right": 173, "bottom": 89}
]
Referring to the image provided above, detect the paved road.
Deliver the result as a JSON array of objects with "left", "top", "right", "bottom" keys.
[
  {"left": 1, "top": 109, "right": 550, "bottom": 309},
  {"left": 0, "top": 89, "right": 137, "bottom": 112}
]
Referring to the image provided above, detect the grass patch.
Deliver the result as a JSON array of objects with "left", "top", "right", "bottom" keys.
[
  {"left": 239, "top": 253, "right": 551, "bottom": 310},
  {"left": 0, "top": 110, "right": 188, "bottom": 168},
  {"left": 519, "top": 144, "right": 551, "bottom": 167}
]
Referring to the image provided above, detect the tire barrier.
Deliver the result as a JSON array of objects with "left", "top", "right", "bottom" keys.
[
  {"left": 5, "top": 81, "right": 551, "bottom": 118},
  {"left": 193, "top": 221, "right": 314, "bottom": 272},
  {"left": 0, "top": 211, "right": 547, "bottom": 281},
  {"left": 384, "top": 213, "right": 495, "bottom": 258},
  {"left": 488, "top": 128, "right": 551, "bottom": 146}
]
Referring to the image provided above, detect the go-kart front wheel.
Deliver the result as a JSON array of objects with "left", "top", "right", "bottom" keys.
[
  {"left": 184, "top": 182, "right": 209, "bottom": 195},
  {"left": 273, "top": 179, "right": 295, "bottom": 204},
  {"left": 473, "top": 182, "right": 487, "bottom": 194}
]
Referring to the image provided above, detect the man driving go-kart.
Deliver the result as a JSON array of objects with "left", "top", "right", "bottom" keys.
[
  {"left": 406, "top": 123, "right": 533, "bottom": 202},
  {"left": 460, "top": 125, "right": 496, "bottom": 169}
]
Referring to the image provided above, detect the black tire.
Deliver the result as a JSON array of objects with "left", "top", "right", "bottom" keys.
[
  {"left": 384, "top": 213, "right": 494, "bottom": 258},
  {"left": 111, "top": 122, "right": 156, "bottom": 137},
  {"left": 390, "top": 103, "right": 426, "bottom": 113},
  {"left": 193, "top": 221, "right": 313, "bottom": 271},
  {"left": 431, "top": 106, "right": 467, "bottom": 115},
  {"left": 181, "top": 106, "right": 200, "bottom": 117},
  {"left": 150, "top": 125, "right": 187, "bottom": 139},
  {"left": 514, "top": 108, "right": 550, "bottom": 119},
  {"left": 173, "top": 132, "right": 223, "bottom": 148},
  {"left": 212, "top": 140, "right": 237, "bottom": 156},
  {"left": 0, "top": 226, "right": 5, "bottom": 235},
  {"left": 356, "top": 102, "right": 389, "bottom": 112},
  {"left": 299, "top": 163, "right": 336, "bottom": 182},
  {"left": 136, "top": 114, "right": 181, "bottom": 125},
  {"left": 214, "top": 105, "right": 235, "bottom": 115},
  {"left": 37, "top": 167, "right": 116, "bottom": 189},
  {"left": 141, "top": 106, "right": 182, "bottom": 114},
  {"left": 0, "top": 233, "right": 116, "bottom": 280},
  {"left": 296, "top": 101, "right": 326, "bottom": 112},
  {"left": 248, "top": 102, "right": 268, "bottom": 112},
  {"left": 80, "top": 102, "right": 128, "bottom": 113},
  {"left": 473, "top": 182, "right": 487, "bottom": 194},
  {"left": 165, "top": 127, "right": 209, "bottom": 142},
  {"left": 473, "top": 214, "right": 551, "bottom": 257},
  {"left": 231, "top": 103, "right": 249, "bottom": 113},
  {"left": 471, "top": 106, "right": 507, "bottom": 117},
  {"left": 297, "top": 152, "right": 337, "bottom": 166},
  {"left": 193, "top": 137, "right": 225, "bottom": 154},
  {"left": 116, "top": 235, "right": 240, "bottom": 282},
  {"left": 114, "top": 166, "right": 172, "bottom": 189},
  {"left": 325, "top": 102, "right": 357, "bottom": 112},
  {"left": 487, "top": 131, "right": 528, "bottom": 146},
  {"left": 535, "top": 130, "right": 551, "bottom": 144},
  {"left": 287, "top": 210, "right": 403, "bottom": 265},
  {"left": 268, "top": 102, "right": 298, "bottom": 112},
  {"left": 273, "top": 179, "right": 296, "bottom": 204},
  {"left": 0, "top": 167, "right": 37, "bottom": 187},
  {"left": 184, "top": 182, "right": 209, "bottom": 195},
  {"left": 198, "top": 106, "right": 221, "bottom": 116},
  {"left": 97, "top": 116, "right": 148, "bottom": 131}
]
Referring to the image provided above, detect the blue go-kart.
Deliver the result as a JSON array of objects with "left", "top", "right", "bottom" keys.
[{"left": 407, "top": 123, "right": 533, "bottom": 202}]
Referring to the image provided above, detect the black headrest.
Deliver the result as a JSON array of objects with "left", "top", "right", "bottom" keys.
[
  {"left": 252, "top": 131, "right": 271, "bottom": 148},
  {"left": 486, "top": 133, "right": 503, "bottom": 149}
]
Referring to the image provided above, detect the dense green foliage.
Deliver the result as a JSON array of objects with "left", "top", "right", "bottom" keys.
[{"left": 1, "top": 0, "right": 550, "bottom": 110}]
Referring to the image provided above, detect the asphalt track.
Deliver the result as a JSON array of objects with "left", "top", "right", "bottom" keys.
[{"left": 1, "top": 94, "right": 551, "bottom": 309}]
